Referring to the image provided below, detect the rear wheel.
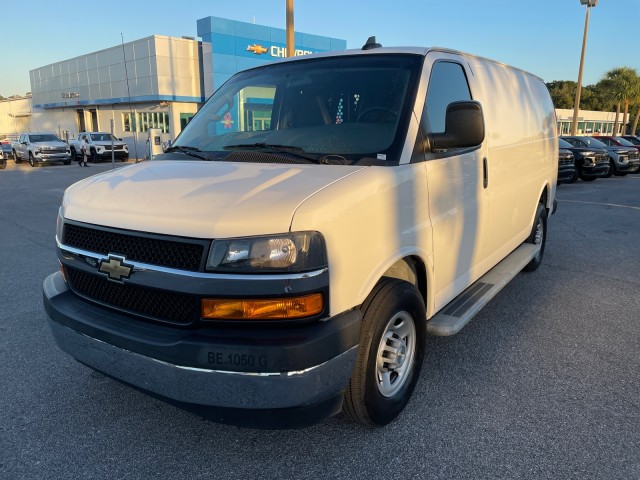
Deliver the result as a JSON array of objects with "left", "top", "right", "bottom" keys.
[
  {"left": 524, "top": 203, "right": 547, "bottom": 272},
  {"left": 343, "top": 278, "right": 426, "bottom": 427}
]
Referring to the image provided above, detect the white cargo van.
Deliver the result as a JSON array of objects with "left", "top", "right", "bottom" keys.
[{"left": 43, "top": 39, "right": 557, "bottom": 428}]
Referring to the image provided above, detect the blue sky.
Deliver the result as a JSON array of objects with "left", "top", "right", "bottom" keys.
[{"left": 2, "top": 0, "right": 638, "bottom": 96}]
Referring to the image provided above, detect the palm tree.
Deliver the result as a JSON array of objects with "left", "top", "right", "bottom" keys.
[
  {"left": 627, "top": 73, "right": 640, "bottom": 135},
  {"left": 601, "top": 67, "right": 637, "bottom": 135}
]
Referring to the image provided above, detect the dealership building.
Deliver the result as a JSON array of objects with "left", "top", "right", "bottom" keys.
[{"left": 0, "top": 16, "right": 346, "bottom": 158}]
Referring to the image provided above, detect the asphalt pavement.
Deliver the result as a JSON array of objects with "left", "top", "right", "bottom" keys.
[{"left": 1, "top": 160, "right": 639, "bottom": 479}]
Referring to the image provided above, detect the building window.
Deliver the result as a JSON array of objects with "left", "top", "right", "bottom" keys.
[
  {"left": 180, "top": 113, "right": 195, "bottom": 132},
  {"left": 122, "top": 112, "right": 169, "bottom": 133},
  {"left": 122, "top": 112, "right": 136, "bottom": 132}
]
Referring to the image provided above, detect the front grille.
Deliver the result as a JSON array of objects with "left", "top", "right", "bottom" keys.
[
  {"left": 42, "top": 147, "right": 67, "bottom": 153},
  {"left": 66, "top": 267, "right": 198, "bottom": 324},
  {"left": 62, "top": 223, "right": 206, "bottom": 271}
]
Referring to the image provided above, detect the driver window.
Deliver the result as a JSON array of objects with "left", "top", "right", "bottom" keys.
[{"left": 423, "top": 61, "right": 471, "bottom": 134}]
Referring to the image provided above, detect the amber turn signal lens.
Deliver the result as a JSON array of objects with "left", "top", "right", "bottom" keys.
[{"left": 201, "top": 293, "right": 323, "bottom": 320}]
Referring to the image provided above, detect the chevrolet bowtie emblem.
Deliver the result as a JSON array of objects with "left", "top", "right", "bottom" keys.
[
  {"left": 246, "top": 44, "right": 268, "bottom": 55},
  {"left": 99, "top": 254, "right": 133, "bottom": 282}
]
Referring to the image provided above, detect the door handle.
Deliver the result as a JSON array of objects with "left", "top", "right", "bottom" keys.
[{"left": 483, "top": 157, "right": 488, "bottom": 189}]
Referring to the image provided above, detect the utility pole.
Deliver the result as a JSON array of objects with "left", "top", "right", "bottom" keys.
[{"left": 286, "top": 0, "right": 294, "bottom": 57}]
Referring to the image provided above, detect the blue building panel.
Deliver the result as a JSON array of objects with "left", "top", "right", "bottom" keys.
[
  {"left": 198, "top": 16, "right": 346, "bottom": 92},
  {"left": 208, "top": 33, "right": 237, "bottom": 57},
  {"left": 233, "top": 21, "right": 271, "bottom": 42},
  {"left": 211, "top": 53, "right": 238, "bottom": 75}
]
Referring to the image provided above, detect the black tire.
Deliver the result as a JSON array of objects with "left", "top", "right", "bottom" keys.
[
  {"left": 524, "top": 203, "right": 547, "bottom": 272},
  {"left": 70, "top": 147, "right": 76, "bottom": 159},
  {"left": 90, "top": 149, "right": 98, "bottom": 163},
  {"left": 63, "top": 160, "right": 71, "bottom": 165},
  {"left": 13, "top": 151, "right": 21, "bottom": 164},
  {"left": 603, "top": 159, "right": 615, "bottom": 178},
  {"left": 343, "top": 278, "right": 426, "bottom": 427},
  {"left": 579, "top": 175, "right": 597, "bottom": 181},
  {"left": 28, "top": 152, "right": 37, "bottom": 167},
  {"left": 0, "top": 158, "right": 6, "bottom": 169},
  {"left": 565, "top": 168, "right": 579, "bottom": 184}
]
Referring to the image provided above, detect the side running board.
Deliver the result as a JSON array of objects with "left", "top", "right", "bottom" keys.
[{"left": 427, "top": 243, "right": 540, "bottom": 336}]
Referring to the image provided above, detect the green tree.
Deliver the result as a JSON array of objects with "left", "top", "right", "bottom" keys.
[
  {"left": 600, "top": 67, "right": 638, "bottom": 134},
  {"left": 546, "top": 81, "right": 576, "bottom": 109}
]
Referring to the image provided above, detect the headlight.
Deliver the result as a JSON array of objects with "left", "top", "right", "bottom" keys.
[
  {"left": 34, "top": 148, "right": 41, "bottom": 154},
  {"left": 206, "top": 232, "right": 326, "bottom": 273},
  {"left": 582, "top": 151, "right": 594, "bottom": 156}
]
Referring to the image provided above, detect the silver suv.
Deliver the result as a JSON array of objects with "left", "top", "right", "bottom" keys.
[{"left": 13, "top": 133, "right": 72, "bottom": 167}]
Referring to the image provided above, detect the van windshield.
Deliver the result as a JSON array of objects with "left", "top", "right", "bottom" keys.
[{"left": 170, "top": 54, "right": 422, "bottom": 165}]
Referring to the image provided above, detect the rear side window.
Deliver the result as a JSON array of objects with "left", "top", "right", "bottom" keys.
[{"left": 424, "top": 62, "right": 471, "bottom": 134}]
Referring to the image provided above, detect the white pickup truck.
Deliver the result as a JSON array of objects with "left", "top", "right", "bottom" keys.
[
  {"left": 12, "top": 132, "right": 71, "bottom": 167},
  {"left": 68, "top": 132, "right": 129, "bottom": 162},
  {"left": 44, "top": 40, "right": 558, "bottom": 428}
]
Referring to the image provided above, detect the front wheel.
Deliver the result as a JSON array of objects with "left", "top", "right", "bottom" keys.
[
  {"left": 28, "top": 152, "right": 37, "bottom": 167},
  {"left": 14, "top": 151, "right": 21, "bottom": 164},
  {"left": 343, "top": 278, "right": 426, "bottom": 427},
  {"left": 524, "top": 203, "right": 547, "bottom": 272},
  {"left": 579, "top": 175, "right": 597, "bottom": 181},
  {"left": 603, "top": 159, "right": 615, "bottom": 178}
]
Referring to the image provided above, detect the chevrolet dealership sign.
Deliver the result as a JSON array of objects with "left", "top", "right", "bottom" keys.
[{"left": 246, "top": 44, "right": 314, "bottom": 58}]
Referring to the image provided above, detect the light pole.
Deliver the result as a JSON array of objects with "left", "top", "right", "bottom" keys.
[
  {"left": 571, "top": 0, "right": 598, "bottom": 135},
  {"left": 286, "top": 0, "right": 294, "bottom": 57}
]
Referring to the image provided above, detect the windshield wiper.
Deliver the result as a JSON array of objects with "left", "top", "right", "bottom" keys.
[
  {"left": 223, "top": 143, "right": 321, "bottom": 164},
  {"left": 164, "top": 145, "right": 212, "bottom": 161}
]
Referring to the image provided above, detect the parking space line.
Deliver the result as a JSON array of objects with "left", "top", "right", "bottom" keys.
[{"left": 559, "top": 199, "right": 640, "bottom": 211}]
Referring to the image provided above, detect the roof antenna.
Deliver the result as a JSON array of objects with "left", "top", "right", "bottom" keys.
[{"left": 362, "top": 36, "right": 382, "bottom": 50}]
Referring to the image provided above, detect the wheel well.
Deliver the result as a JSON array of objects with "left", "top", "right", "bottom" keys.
[
  {"left": 382, "top": 256, "right": 427, "bottom": 308},
  {"left": 540, "top": 186, "right": 548, "bottom": 210}
]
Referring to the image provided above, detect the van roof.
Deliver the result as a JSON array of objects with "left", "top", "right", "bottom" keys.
[{"left": 257, "top": 46, "right": 543, "bottom": 82}]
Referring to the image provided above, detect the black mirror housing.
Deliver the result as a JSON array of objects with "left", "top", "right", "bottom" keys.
[{"left": 430, "top": 101, "right": 485, "bottom": 150}]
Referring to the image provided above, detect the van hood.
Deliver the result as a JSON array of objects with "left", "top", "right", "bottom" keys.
[{"left": 63, "top": 160, "right": 367, "bottom": 238}]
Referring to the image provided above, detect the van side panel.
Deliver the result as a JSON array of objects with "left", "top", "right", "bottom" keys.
[
  {"left": 466, "top": 58, "right": 557, "bottom": 267},
  {"left": 290, "top": 163, "right": 434, "bottom": 317}
]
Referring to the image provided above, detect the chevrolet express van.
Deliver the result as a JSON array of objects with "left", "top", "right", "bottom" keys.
[{"left": 43, "top": 40, "right": 557, "bottom": 428}]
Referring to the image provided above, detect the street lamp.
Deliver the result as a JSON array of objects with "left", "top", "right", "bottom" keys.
[{"left": 571, "top": 0, "right": 598, "bottom": 135}]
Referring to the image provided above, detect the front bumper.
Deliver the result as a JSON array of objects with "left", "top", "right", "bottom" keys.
[
  {"left": 43, "top": 272, "right": 361, "bottom": 427},
  {"left": 95, "top": 150, "right": 128, "bottom": 159},
  {"left": 578, "top": 162, "right": 609, "bottom": 177},
  {"left": 36, "top": 153, "right": 71, "bottom": 162}
]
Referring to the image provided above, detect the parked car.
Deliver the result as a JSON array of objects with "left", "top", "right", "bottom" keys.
[
  {"left": 557, "top": 145, "right": 576, "bottom": 183},
  {"left": 621, "top": 135, "right": 640, "bottom": 148},
  {"left": 43, "top": 43, "right": 558, "bottom": 428},
  {"left": 558, "top": 138, "right": 609, "bottom": 182},
  {"left": 12, "top": 133, "right": 72, "bottom": 167},
  {"left": 562, "top": 136, "right": 639, "bottom": 177},
  {"left": 68, "top": 132, "right": 129, "bottom": 162},
  {"left": 0, "top": 142, "right": 12, "bottom": 169},
  {"left": 593, "top": 136, "right": 640, "bottom": 166}
]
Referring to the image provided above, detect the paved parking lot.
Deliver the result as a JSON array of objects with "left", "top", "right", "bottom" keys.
[{"left": 1, "top": 161, "right": 639, "bottom": 479}]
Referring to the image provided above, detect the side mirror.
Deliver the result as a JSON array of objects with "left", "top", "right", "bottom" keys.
[
  {"left": 430, "top": 101, "right": 485, "bottom": 150},
  {"left": 118, "top": 138, "right": 123, "bottom": 141}
]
